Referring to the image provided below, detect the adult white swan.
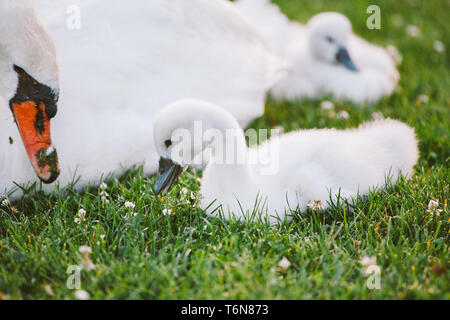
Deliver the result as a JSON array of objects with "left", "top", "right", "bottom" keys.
[
  {"left": 153, "top": 99, "right": 418, "bottom": 224},
  {"left": 1, "top": 0, "right": 286, "bottom": 197},
  {"left": 235, "top": 0, "right": 399, "bottom": 104}
]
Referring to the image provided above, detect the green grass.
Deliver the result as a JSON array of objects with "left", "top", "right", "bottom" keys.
[{"left": 1, "top": 0, "right": 449, "bottom": 299}]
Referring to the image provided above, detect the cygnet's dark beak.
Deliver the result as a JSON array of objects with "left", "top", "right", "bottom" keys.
[
  {"left": 335, "top": 47, "right": 358, "bottom": 72},
  {"left": 154, "top": 157, "right": 184, "bottom": 196}
]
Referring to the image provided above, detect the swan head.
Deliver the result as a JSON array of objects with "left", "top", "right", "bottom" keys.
[
  {"left": 307, "top": 12, "right": 358, "bottom": 71},
  {"left": 0, "top": 0, "right": 60, "bottom": 183},
  {"left": 153, "top": 99, "right": 242, "bottom": 195}
]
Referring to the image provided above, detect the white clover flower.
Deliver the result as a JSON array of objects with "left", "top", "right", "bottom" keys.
[
  {"left": 386, "top": 45, "right": 403, "bottom": 65},
  {"left": 43, "top": 284, "right": 54, "bottom": 296},
  {"left": 162, "top": 208, "right": 172, "bottom": 216},
  {"left": 124, "top": 201, "right": 136, "bottom": 209},
  {"left": 1, "top": 199, "right": 9, "bottom": 207},
  {"left": 100, "top": 191, "right": 109, "bottom": 197},
  {"left": 79, "top": 245, "right": 96, "bottom": 270},
  {"left": 360, "top": 256, "right": 376, "bottom": 267},
  {"left": 74, "top": 208, "right": 87, "bottom": 224},
  {"left": 79, "top": 245, "right": 92, "bottom": 255},
  {"left": 337, "top": 110, "right": 349, "bottom": 120},
  {"left": 278, "top": 256, "right": 291, "bottom": 271},
  {"left": 428, "top": 199, "right": 439, "bottom": 208},
  {"left": 124, "top": 211, "right": 137, "bottom": 219},
  {"left": 181, "top": 188, "right": 197, "bottom": 204},
  {"left": 101, "top": 196, "right": 109, "bottom": 204},
  {"left": 100, "top": 189, "right": 110, "bottom": 204},
  {"left": 417, "top": 94, "right": 429, "bottom": 104},
  {"left": 74, "top": 289, "right": 90, "bottom": 300},
  {"left": 99, "top": 182, "right": 107, "bottom": 190},
  {"left": 307, "top": 200, "right": 325, "bottom": 211},
  {"left": 427, "top": 199, "right": 443, "bottom": 217},
  {"left": 372, "top": 112, "right": 384, "bottom": 121},
  {"left": 81, "top": 259, "right": 96, "bottom": 271},
  {"left": 406, "top": 25, "right": 421, "bottom": 37},
  {"left": 320, "top": 100, "right": 335, "bottom": 111},
  {"left": 433, "top": 40, "right": 445, "bottom": 53}
]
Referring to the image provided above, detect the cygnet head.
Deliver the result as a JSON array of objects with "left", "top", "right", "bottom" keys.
[
  {"left": 307, "top": 12, "right": 358, "bottom": 71},
  {"left": 153, "top": 98, "right": 243, "bottom": 195},
  {"left": 0, "top": 0, "right": 60, "bottom": 183}
]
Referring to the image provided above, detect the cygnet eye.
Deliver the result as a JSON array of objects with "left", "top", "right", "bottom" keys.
[
  {"left": 326, "top": 36, "right": 334, "bottom": 43},
  {"left": 164, "top": 139, "right": 172, "bottom": 148}
]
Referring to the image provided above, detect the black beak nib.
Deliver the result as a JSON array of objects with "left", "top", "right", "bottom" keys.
[
  {"left": 154, "top": 157, "right": 183, "bottom": 196},
  {"left": 336, "top": 47, "right": 358, "bottom": 72}
]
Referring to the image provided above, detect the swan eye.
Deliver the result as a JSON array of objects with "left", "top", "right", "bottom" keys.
[
  {"left": 164, "top": 139, "right": 172, "bottom": 148},
  {"left": 326, "top": 36, "right": 334, "bottom": 43}
]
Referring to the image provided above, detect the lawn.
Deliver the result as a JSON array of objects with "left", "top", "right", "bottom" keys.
[{"left": 0, "top": 0, "right": 448, "bottom": 299}]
